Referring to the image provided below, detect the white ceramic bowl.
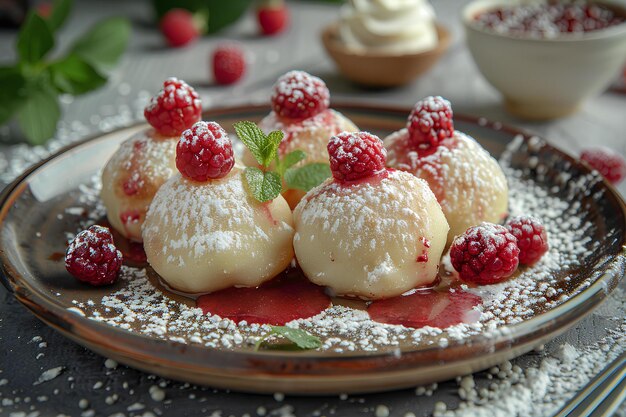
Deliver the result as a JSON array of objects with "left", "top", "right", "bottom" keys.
[{"left": 463, "top": 0, "right": 626, "bottom": 120}]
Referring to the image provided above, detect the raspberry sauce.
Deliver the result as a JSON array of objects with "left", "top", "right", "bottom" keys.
[
  {"left": 368, "top": 289, "right": 482, "bottom": 329},
  {"left": 197, "top": 272, "right": 331, "bottom": 326},
  {"left": 101, "top": 219, "right": 147, "bottom": 264}
]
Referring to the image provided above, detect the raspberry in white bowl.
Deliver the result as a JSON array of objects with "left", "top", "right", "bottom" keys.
[
  {"left": 293, "top": 131, "right": 449, "bottom": 300},
  {"left": 101, "top": 78, "right": 202, "bottom": 241},
  {"left": 241, "top": 70, "right": 358, "bottom": 208},
  {"left": 384, "top": 96, "right": 508, "bottom": 244},
  {"left": 142, "top": 121, "right": 295, "bottom": 294}
]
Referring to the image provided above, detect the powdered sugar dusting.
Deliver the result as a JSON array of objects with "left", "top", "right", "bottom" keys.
[
  {"left": 386, "top": 130, "right": 507, "bottom": 217},
  {"left": 295, "top": 170, "right": 431, "bottom": 255},
  {"left": 145, "top": 77, "right": 198, "bottom": 114},
  {"left": 60, "top": 131, "right": 623, "bottom": 354},
  {"left": 143, "top": 170, "right": 288, "bottom": 262},
  {"left": 102, "top": 129, "right": 177, "bottom": 198}
]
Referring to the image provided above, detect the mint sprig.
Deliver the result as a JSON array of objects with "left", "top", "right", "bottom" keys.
[
  {"left": 244, "top": 168, "right": 282, "bottom": 203},
  {"left": 234, "top": 121, "right": 332, "bottom": 203},
  {"left": 0, "top": 0, "right": 130, "bottom": 145},
  {"left": 255, "top": 326, "right": 322, "bottom": 351},
  {"left": 285, "top": 163, "right": 332, "bottom": 192}
]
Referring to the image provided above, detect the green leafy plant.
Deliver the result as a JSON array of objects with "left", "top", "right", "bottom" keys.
[
  {"left": 0, "top": 0, "right": 131, "bottom": 145},
  {"left": 255, "top": 326, "right": 322, "bottom": 351},
  {"left": 152, "top": 0, "right": 252, "bottom": 34},
  {"left": 234, "top": 121, "right": 332, "bottom": 203}
]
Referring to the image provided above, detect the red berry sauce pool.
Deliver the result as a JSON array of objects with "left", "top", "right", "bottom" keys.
[
  {"left": 474, "top": 1, "right": 625, "bottom": 38},
  {"left": 197, "top": 272, "right": 331, "bottom": 326},
  {"left": 368, "top": 289, "right": 482, "bottom": 329},
  {"left": 196, "top": 267, "right": 482, "bottom": 329}
]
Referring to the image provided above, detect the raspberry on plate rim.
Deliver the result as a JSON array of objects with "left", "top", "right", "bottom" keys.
[
  {"left": 144, "top": 78, "right": 202, "bottom": 137},
  {"left": 580, "top": 147, "right": 626, "bottom": 185},
  {"left": 65, "top": 225, "right": 123, "bottom": 286},
  {"left": 327, "top": 131, "right": 387, "bottom": 183},
  {"left": 506, "top": 215, "right": 549, "bottom": 266},
  {"left": 450, "top": 223, "right": 520, "bottom": 285},
  {"left": 271, "top": 70, "right": 330, "bottom": 121},
  {"left": 176, "top": 121, "right": 235, "bottom": 182}
]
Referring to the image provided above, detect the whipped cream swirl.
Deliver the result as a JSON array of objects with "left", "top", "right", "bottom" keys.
[{"left": 339, "top": 0, "right": 438, "bottom": 54}]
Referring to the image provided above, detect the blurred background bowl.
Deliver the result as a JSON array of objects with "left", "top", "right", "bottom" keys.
[
  {"left": 463, "top": 0, "right": 626, "bottom": 120},
  {"left": 321, "top": 22, "right": 450, "bottom": 88}
]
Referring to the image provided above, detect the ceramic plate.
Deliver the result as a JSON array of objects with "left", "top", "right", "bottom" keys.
[{"left": 1, "top": 104, "right": 624, "bottom": 394}]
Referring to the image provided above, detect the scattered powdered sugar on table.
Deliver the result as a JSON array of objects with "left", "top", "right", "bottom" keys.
[
  {"left": 63, "top": 133, "right": 616, "bottom": 354},
  {"left": 0, "top": 89, "right": 150, "bottom": 185},
  {"left": 2, "top": 92, "right": 624, "bottom": 414},
  {"left": 433, "top": 315, "right": 626, "bottom": 417}
]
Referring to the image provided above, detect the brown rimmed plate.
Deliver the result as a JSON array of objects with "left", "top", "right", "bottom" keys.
[{"left": 1, "top": 104, "right": 625, "bottom": 394}]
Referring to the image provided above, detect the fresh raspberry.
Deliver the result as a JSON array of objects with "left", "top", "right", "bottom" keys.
[
  {"left": 65, "top": 225, "right": 123, "bottom": 286},
  {"left": 212, "top": 44, "right": 246, "bottom": 85},
  {"left": 506, "top": 216, "right": 549, "bottom": 265},
  {"left": 327, "top": 132, "right": 387, "bottom": 183},
  {"left": 144, "top": 78, "right": 202, "bottom": 137},
  {"left": 407, "top": 96, "right": 454, "bottom": 149},
  {"left": 36, "top": 2, "right": 52, "bottom": 18},
  {"left": 580, "top": 147, "right": 626, "bottom": 185},
  {"left": 450, "top": 223, "right": 520, "bottom": 285},
  {"left": 271, "top": 70, "right": 330, "bottom": 120},
  {"left": 257, "top": 1, "right": 289, "bottom": 35},
  {"left": 176, "top": 121, "right": 234, "bottom": 181},
  {"left": 160, "top": 9, "right": 201, "bottom": 48}
]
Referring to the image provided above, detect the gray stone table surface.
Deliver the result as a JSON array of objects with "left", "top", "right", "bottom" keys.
[{"left": 0, "top": 1, "right": 625, "bottom": 417}]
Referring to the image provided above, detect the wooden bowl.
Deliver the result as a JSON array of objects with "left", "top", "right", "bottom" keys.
[{"left": 321, "top": 22, "right": 451, "bottom": 88}]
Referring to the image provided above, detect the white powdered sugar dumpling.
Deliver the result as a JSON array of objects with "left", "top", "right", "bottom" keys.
[
  {"left": 293, "top": 132, "right": 449, "bottom": 300},
  {"left": 142, "top": 122, "right": 294, "bottom": 294},
  {"left": 385, "top": 96, "right": 508, "bottom": 244},
  {"left": 101, "top": 129, "right": 178, "bottom": 242}
]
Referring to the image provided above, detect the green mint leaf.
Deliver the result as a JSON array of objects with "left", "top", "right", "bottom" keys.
[
  {"left": 50, "top": 54, "right": 107, "bottom": 95},
  {"left": 17, "top": 12, "right": 54, "bottom": 64},
  {"left": 0, "top": 67, "right": 27, "bottom": 125},
  {"left": 244, "top": 167, "right": 282, "bottom": 203},
  {"left": 234, "top": 121, "right": 270, "bottom": 167},
  {"left": 47, "top": 0, "right": 73, "bottom": 31},
  {"left": 255, "top": 326, "right": 322, "bottom": 351},
  {"left": 277, "top": 150, "right": 306, "bottom": 176},
  {"left": 285, "top": 163, "right": 332, "bottom": 192},
  {"left": 263, "top": 130, "right": 283, "bottom": 166},
  {"left": 71, "top": 17, "right": 130, "bottom": 71},
  {"left": 233, "top": 121, "right": 283, "bottom": 167},
  {"left": 16, "top": 86, "right": 60, "bottom": 145}
]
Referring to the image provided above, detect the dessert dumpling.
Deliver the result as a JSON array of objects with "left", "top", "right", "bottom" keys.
[
  {"left": 142, "top": 121, "right": 294, "bottom": 294},
  {"left": 101, "top": 78, "right": 202, "bottom": 241},
  {"left": 293, "top": 131, "right": 449, "bottom": 300},
  {"left": 242, "top": 70, "right": 358, "bottom": 208},
  {"left": 384, "top": 96, "right": 508, "bottom": 244}
]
